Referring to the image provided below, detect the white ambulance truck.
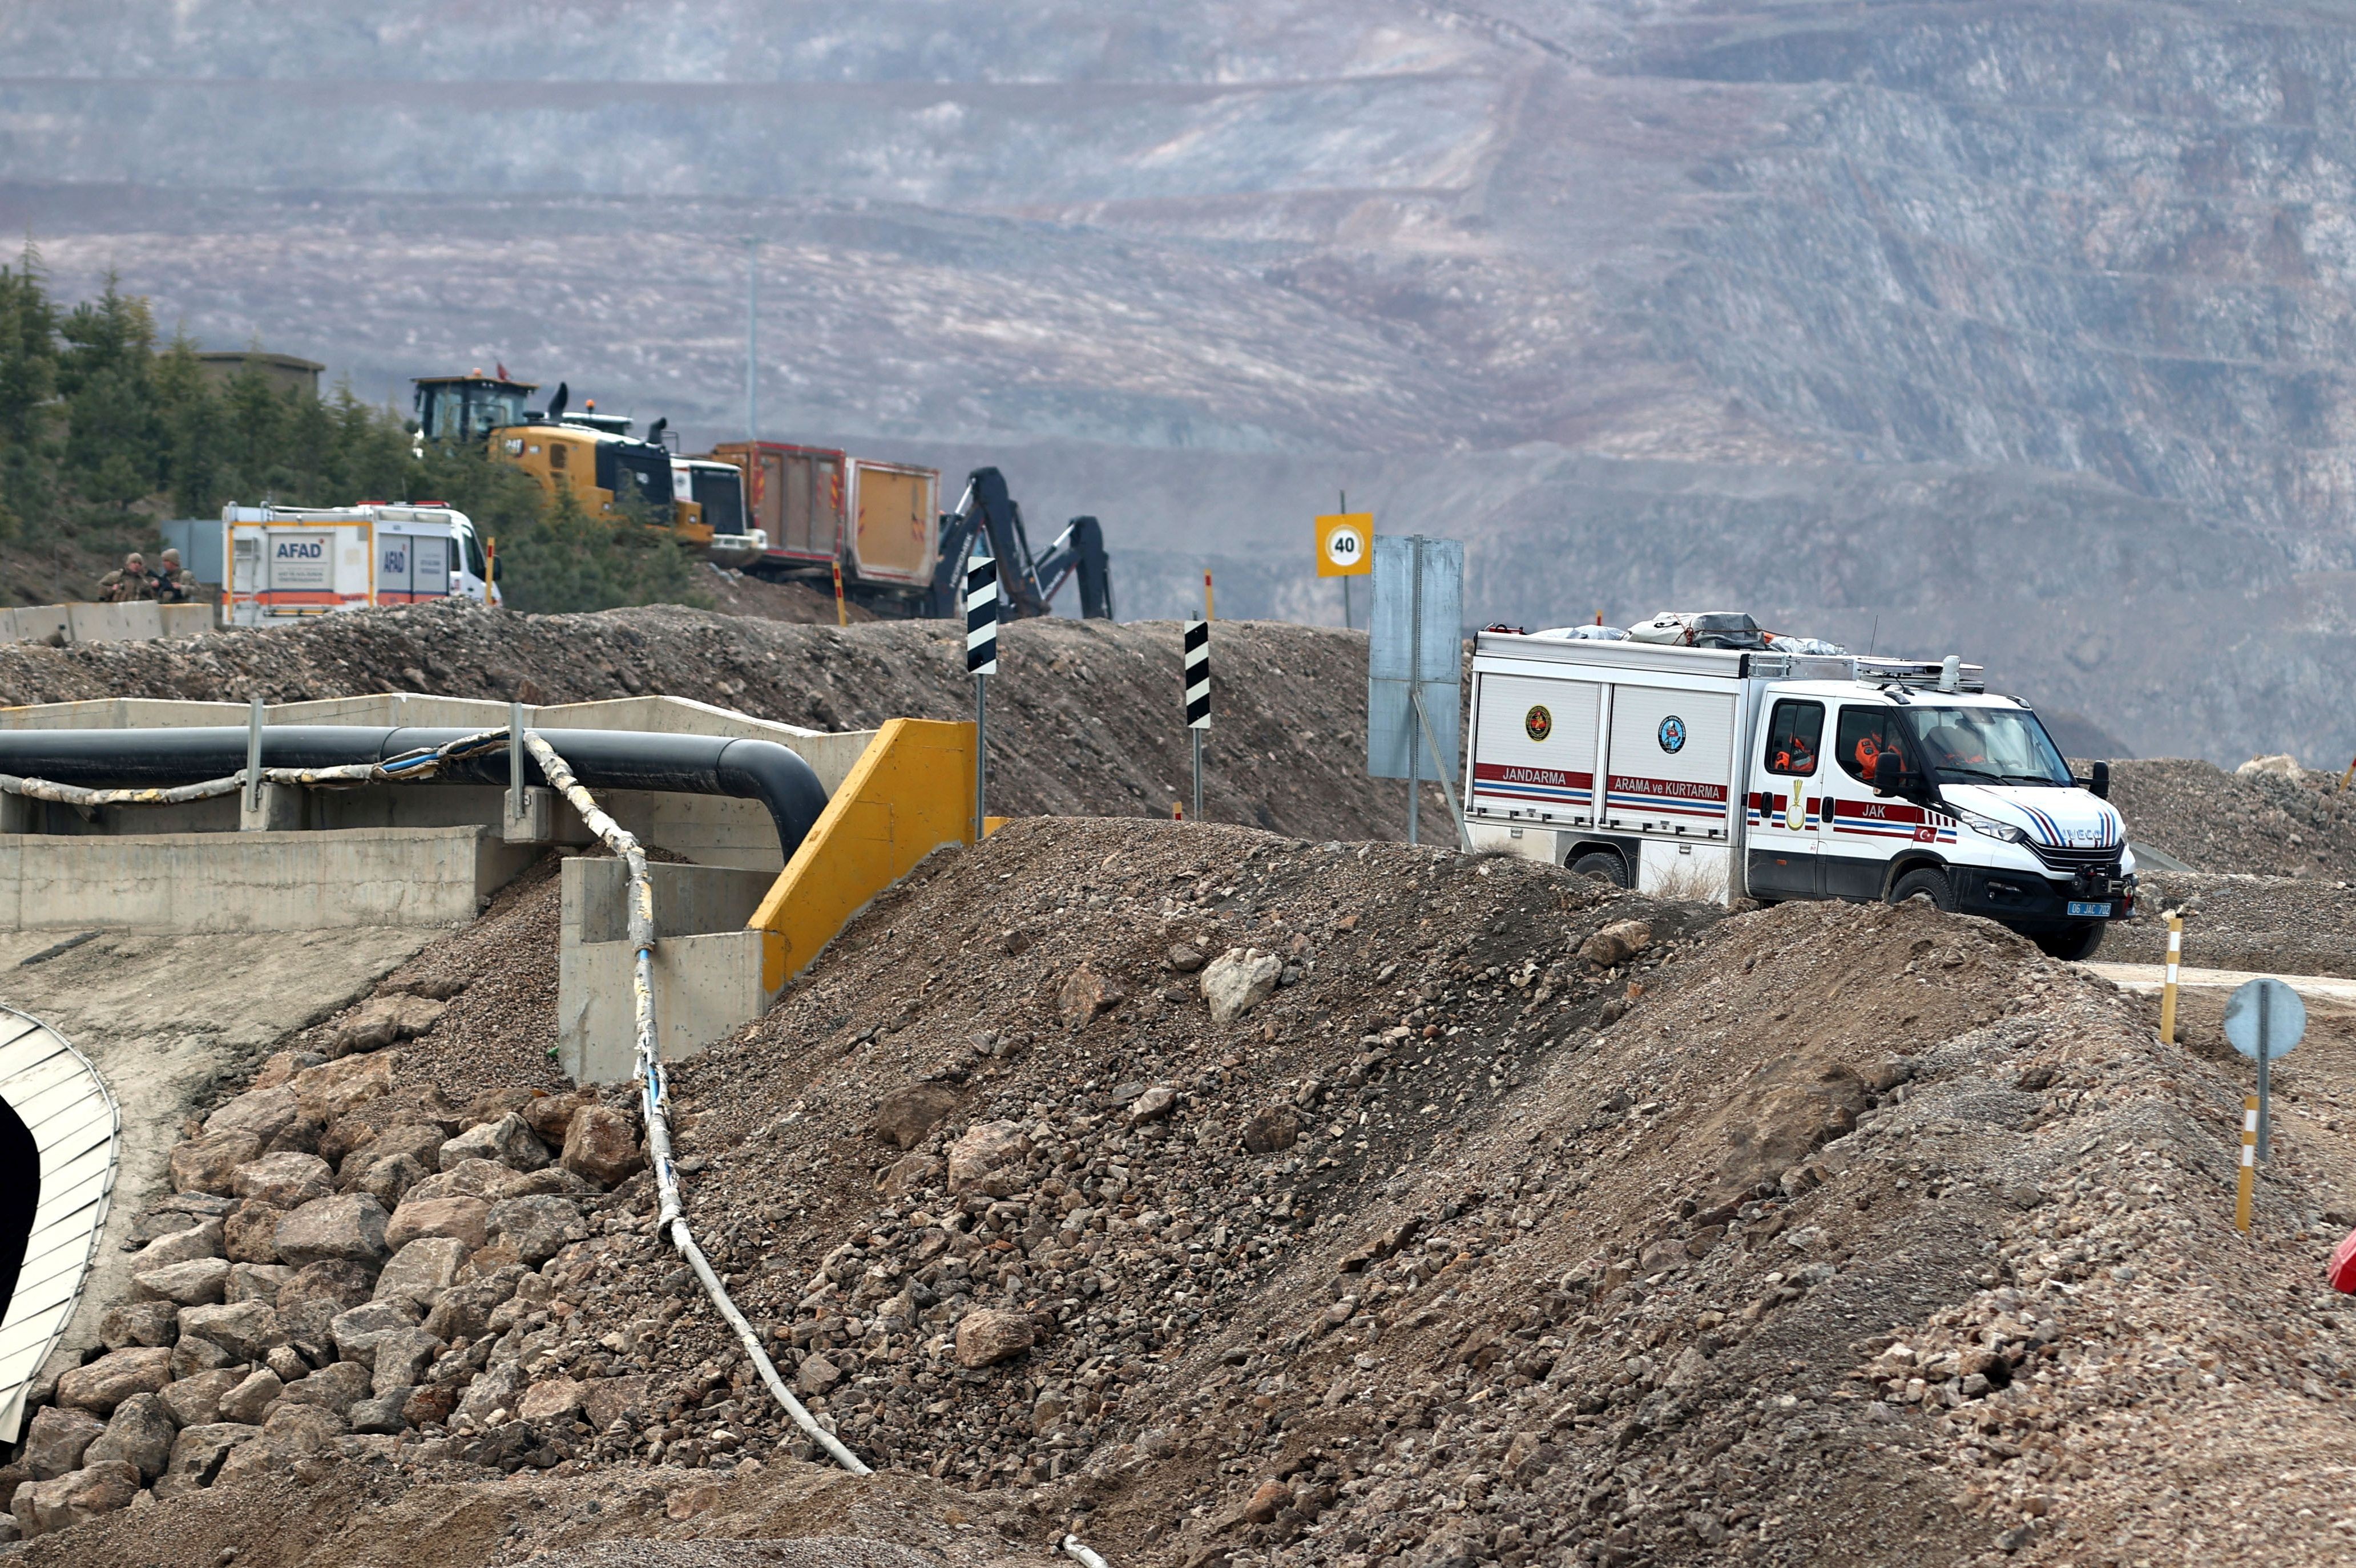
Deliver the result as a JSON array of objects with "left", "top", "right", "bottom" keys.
[
  {"left": 224, "top": 504, "right": 499, "bottom": 626},
  {"left": 1463, "top": 629, "right": 2135, "bottom": 959}
]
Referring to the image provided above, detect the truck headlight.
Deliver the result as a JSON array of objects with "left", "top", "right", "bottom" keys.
[{"left": 1954, "top": 807, "right": 2028, "bottom": 844}]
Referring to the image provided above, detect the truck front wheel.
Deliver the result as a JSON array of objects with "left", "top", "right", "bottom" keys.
[
  {"left": 1887, "top": 867, "right": 1956, "bottom": 912},
  {"left": 2035, "top": 922, "right": 2105, "bottom": 961},
  {"left": 1570, "top": 850, "right": 1630, "bottom": 889}
]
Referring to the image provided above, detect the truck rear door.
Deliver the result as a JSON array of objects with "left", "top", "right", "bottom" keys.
[
  {"left": 1603, "top": 683, "right": 1734, "bottom": 842},
  {"left": 1469, "top": 672, "right": 1599, "bottom": 826}
]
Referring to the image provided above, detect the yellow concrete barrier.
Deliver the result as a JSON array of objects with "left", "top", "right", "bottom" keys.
[{"left": 749, "top": 718, "right": 979, "bottom": 989}]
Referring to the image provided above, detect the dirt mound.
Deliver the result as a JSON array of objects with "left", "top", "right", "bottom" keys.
[
  {"left": 23, "top": 822, "right": 2356, "bottom": 1567},
  {"left": 2105, "top": 758, "right": 2356, "bottom": 877},
  {"left": 0, "top": 600, "right": 1433, "bottom": 841},
  {"left": 2108, "top": 871, "right": 2356, "bottom": 979}
]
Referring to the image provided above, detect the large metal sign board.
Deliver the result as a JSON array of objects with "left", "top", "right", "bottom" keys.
[{"left": 1367, "top": 534, "right": 1463, "bottom": 782}]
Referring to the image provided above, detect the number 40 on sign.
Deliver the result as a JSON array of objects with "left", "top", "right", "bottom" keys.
[{"left": 1316, "top": 514, "right": 1373, "bottom": 577}]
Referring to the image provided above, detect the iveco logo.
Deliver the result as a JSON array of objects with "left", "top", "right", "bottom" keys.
[{"left": 1657, "top": 716, "right": 1687, "bottom": 754}]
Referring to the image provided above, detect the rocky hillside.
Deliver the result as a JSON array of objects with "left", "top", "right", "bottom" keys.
[
  {"left": 14, "top": 818, "right": 2356, "bottom": 1563},
  {"left": 10, "top": 4, "right": 2356, "bottom": 759}
]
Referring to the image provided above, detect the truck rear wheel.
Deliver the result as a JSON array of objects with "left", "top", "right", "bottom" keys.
[
  {"left": 2035, "top": 922, "right": 2105, "bottom": 961},
  {"left": 1570, "top": 850, "right": 1630, "bottom": 889},
  {"left": 1887, "top": 867, "right": 1956, "bottom": 912}
]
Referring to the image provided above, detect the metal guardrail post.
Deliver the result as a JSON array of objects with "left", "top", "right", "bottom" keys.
[{"left": 243, "top": 697, "right": 264, "bottom": 815}]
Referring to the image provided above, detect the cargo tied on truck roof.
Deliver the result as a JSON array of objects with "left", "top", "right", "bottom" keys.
[{"left": 1465, "top": 615, "right": 2136, "bottom": 960}]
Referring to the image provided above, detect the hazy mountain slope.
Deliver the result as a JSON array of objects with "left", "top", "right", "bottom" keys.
[{"left": 7, "top": 1, "right": 2356, "bottom": 762}]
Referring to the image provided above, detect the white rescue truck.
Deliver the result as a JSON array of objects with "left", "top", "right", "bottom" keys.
[
  {"left": 1463, "top": 628, "right": 2135, "bottom": 959},
  {"left": 224, "top": 504, "right": 499, "bottom": 625}
]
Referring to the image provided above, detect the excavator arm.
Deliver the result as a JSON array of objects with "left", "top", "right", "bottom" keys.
[{"left": 928, "top": 467, "right": 1114, "bottom": 620}]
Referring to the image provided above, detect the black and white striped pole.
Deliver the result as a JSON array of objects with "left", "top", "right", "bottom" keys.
[
  {"left": 1184, "top": 618, "right": 1210, "bottom": 819},
  {"left": 966, "top": 547, "right": 999, "bottom": 842}
]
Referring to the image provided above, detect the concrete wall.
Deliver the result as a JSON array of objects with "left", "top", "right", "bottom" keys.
[
  {"left": 0, "top": 826, "right": 534, "bottom": 932},
  {"left": 556, "top": 858, "right": 782, "bottom": 1082},
  {"left": 0, "top": 603, "right": 211, "bottom": 645}
]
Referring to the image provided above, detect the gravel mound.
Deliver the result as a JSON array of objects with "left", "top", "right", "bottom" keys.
[
  {"left": 21, "top": 826, "right": 2356, "bottom": 1566},
  {"left": 526, "top": 1538, "right": 946, "bottom": 1568},
  {"left": 2108, "top": 871, "right": 2356, "bottom": 979},
  {"left": 2104, "top": 759, "right": 2356, "bottom": 876},
  {"left": 0, "top": 599, "right": 1425, "bottom": 841}
]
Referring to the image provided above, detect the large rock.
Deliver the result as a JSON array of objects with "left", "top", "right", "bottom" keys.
[
  {"left": 384, "top": 1194, "right": 490, "bottom": 1253},
  {"left": 215, "top": 1405, "right": 346, "bottom": 1487},
  {"left": 21, "top": 1407, "right": 104, "bottom": 1480},
  {"left": 330, "top": 1299, "right": 421, "bottom": 1363},
  {"left": 348, "top": 1391, "right": 413, "bottom": 1435},
  {"left": 279, "top": 1360, "right": 373, "bottom": 1417},
  {"left": 169, "top": 1334, "right": 237, "bottom": 1380},
  {"left": 486, "top": 1195, "right": 583, "bottom": 1265},
  {"left": 371, "top": 1328, "right": 443, "bottom": 1395},
  {"left": 232, "top": 1151, "right": 334, "bottom": 1210},
  {"left": 204, "top": 1085, "right": 300, "bottom": 1145},
  {"left": 289, "top": 1052, "right": 395, "bottom": 1123},
  {"left": 438, "top": 1112, "right": 549, "bottom": 1173},
  {"left": 279, "top": 1259, "right": 377, "bottom": 1313},
  {"left": 179, "top": 1300, "right": 285, "bottom": 1363},
  {"left": 98, "top": 1299, "right": 180, "bottom": 1350},
  {"left": 216, "top": 1369, "right": 283, "bottom": 1425},
  {"left": 328, "top": 993, "right": 443, "bottom": 1055},
  {"left": 130, "top": 1217, "right": 225, "bottom": 1270},
  {"left": 222, "top": 1201, "right": 287, "bottom": 1264},
  {"left": 373, "top": 1236, "right": 466, "bottom": 1311},
  {"left": 10, "top": 1460, "right": 140, "bottom": 1537},
  {"left": 946, "top": 1121, "right": 1031, "bottom": 1197},
  {"left": 56, "top": 1347, "right": 173, "bottom": 1415},
  {"left": 354, "top": 1152, "right": 431, "bottom": 1210},
  {"left": 455, "top": 1363, "right": 521, "bottom": 1422},
  {"left": 517, "top": 1376, "right": 584, "bottom": 1421},
  {"left": 170, "top": 1130, "right": 264, "bottom": 1197},
  {"left": 160, "top": 1368, "right": 244, "bottom": 1428},
  {"left": 522, "top": 1089, "right": 595, "bottom": 1146},
  {"left": 86, "top": 1392, "right": 176, "bottom": 1482},
  {"left": 1056, "top": 963, "right": 1125, "bottom": 1028},
  {"left": 559, "top": 1105, "right": 644, "bottom": 1184},
  {"left": 1200, "top": 948, "right": 1282, "bottom": 1025},
  {"left": 155, "top": 1423, "right": 256, "bottom": 1497},
  {"left": 869, "top": 1084, "right": 961, "bottom": 1151},
  {"left": 226, "top": 1262, "right": 294, "bottom": 1306},
  {"left": 954, "top": 1308, "right": 1035, "bottom": 1368},
  {"left": 132, "top": 1255, "right": 231, "bottom": 1306},
  {"left": 402, "top": 1158, "right": 509, "bottom": 1206},
  {"left": 1579, "top": 919, "right": 1653, "bottom": 968},
  {"left": 274, "top": 1192, "right": 392, "bottom": 1267},
  {"left": 349, "top": 1123, "right": 446, "bottom": 1177},
  {"left": 1241, "top": 1106, "right": 1301, "bottom": 1155}
]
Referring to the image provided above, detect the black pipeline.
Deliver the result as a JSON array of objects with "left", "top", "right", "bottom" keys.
[{"left": 0, "top": 726, "right": 830, "bottom": 862}]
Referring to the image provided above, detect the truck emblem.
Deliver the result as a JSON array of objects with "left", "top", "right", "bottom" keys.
[
  {"left": 1524, "top": 705, "right": 1552, "bottom": 742},
  {"left": 1657, "top": 716, "right": 1687, "bottom": 754}
]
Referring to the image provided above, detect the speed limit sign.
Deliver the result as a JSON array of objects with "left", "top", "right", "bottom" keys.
[{"left": 1316, "top": 513, "right": 1373, "bottom": 577}]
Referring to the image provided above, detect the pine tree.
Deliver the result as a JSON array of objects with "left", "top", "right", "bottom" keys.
[
  {"left": 0, "top": 241, "right": 59, "bottom": 537},
  {"left": 153, "top": 329, "right": 226, "bottom": 517},
  {"left": 57, "top": 274, "right": 162, "bottom": 517}
]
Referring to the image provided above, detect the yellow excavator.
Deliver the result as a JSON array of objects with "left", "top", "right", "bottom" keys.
[{"left": 413, "top": 373, "right": 760, "bottom": 561}]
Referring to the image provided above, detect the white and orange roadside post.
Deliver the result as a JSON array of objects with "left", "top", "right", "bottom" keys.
[
  {"left": 2159, "top": 912, "right": 2183, "bottom": 1044},
  {"left": 2237, "top": 1096, "right": 2258, "bottom": 1232}
]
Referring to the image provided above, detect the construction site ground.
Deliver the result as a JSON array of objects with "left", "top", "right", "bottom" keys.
[{"left": 7, "top": 606, "right": 2356, "bottom": 1568}]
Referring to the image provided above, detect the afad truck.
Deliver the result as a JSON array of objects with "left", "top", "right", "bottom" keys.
[
  {"left": 1463, "top": 629, "right": 2134, "bottom": 959},
  {"left": 224, "top": 504, "right": 498, "bottom": 625}
]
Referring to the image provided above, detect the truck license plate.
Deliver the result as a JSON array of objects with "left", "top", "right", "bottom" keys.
[{"left": 2066, "top": 900, "right": 2112, "bottom": 918}]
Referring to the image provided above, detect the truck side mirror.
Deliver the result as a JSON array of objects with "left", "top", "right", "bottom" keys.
[{"left": 2088, "top": 760, "right": 2110, "bottom": 799}]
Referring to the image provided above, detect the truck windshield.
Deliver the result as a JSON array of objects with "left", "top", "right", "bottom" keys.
[
  {"left": 1897, "top": 706, "right": 2072, "bottom": 787},
  {"left": 692, "top": 468, "right": 746, "bottom": 534}
]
